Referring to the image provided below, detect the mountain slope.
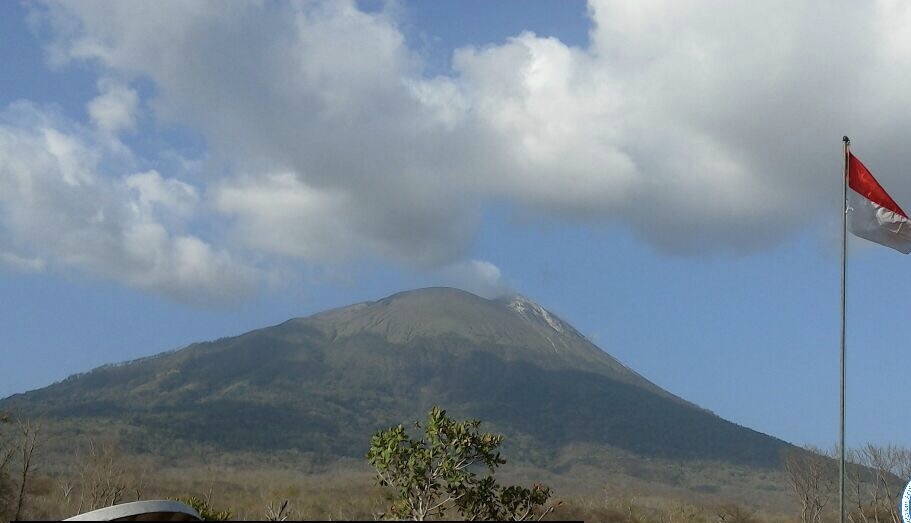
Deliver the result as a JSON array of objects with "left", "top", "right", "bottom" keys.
[{"left": 1, "top": 287, "right": 790, "bottom": 468}]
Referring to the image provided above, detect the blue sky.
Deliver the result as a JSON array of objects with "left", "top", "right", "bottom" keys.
[{"left": 2, "top": 0, "right": 911, "bottom": 450}]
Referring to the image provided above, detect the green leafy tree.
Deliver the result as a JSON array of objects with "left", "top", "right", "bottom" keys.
[
  {"left": 177, "top": 496, "right": 233, "bottom": 521},
  {"left": 367, "top": 406, "right": 557, "bottom": 521}
]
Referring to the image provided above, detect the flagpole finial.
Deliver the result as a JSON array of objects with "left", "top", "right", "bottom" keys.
[{"left": 843, "top": 136, "right": 850, "bottom": 145}]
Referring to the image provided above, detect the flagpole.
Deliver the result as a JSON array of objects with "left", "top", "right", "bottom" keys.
[{"left": 840, "top": 135, "right": 850, "bottom": 523}]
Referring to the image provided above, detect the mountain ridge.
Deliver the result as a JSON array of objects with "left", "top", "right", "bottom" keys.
[{"left": 1, "top": 287, "right": 791, "bottom": 469}]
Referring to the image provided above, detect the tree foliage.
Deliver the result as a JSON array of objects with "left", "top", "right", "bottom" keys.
[
  {"left": 367, "top": 406, "right": 556, "bottom": 521},
  {"left": 177, "top": 496, "right": 233, "bottom": 521}
]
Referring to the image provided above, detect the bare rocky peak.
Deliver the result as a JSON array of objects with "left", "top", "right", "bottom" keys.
[
  {"left": 312, "top": 288, "right": 578, "bottom": 345},
  {"left": 304, "top": 287, "right": 652, "bottom": 390},
  {"left": 503, "top": 294, "right": 567, "bottom": 335}
]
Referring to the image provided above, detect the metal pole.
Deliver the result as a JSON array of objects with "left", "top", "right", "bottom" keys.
[{"left": 840, "top": 135, "right": 850, "bottom": 523}]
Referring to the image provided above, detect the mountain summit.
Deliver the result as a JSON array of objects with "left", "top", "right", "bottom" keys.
[
  {"left": 306, "top": 288, "right": 660, "bottom": 395},
  {"left": 2, "top": 287, "right": 789, "bottom": 468}
]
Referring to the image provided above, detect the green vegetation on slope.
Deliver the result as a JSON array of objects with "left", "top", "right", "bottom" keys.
[{"left": 2, "top": 287, "right": 791, "bottom": 470}]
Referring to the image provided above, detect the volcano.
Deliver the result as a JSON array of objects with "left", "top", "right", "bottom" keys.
[{"left": 1, "top": 287, "right": 789, "bottom": 468}]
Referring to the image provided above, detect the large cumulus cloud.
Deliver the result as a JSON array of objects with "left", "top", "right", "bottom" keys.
[
  {"left": 6, "top": 0, "right": 911, "bottom": 300},
  {"left": 0, "top": 102, "right": 258, "bottom": 303}
]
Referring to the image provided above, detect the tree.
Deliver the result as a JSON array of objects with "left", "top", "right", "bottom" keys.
[
  {"left": 844, "top": 444, "right": 911, "bottom": 523},
  {"left": 74, "top": 440, "right": 129, "bottom": 512},
  {"left": 783, "top": 446, "right": 837, "bottom": 523},
  {"left": 12, "top": 418, "right": 40, "bottom": 521},
  {"left": 367, "top": 406, "right": 557, "bottom": 521},
  {"left": 0, "top": 413, "right": 12, "bottom": 473},
  {"left": 0, "top": 413, "right": 15, "bottom": 519},
  {"left": 177, "top": 496, "right": 233, "bottom": 521},
  {"left": 174, "top": 468, "right": 232, "bottom": 521},
  {"left": 264, "top": 499, "right": 292, "bottom": 521}
]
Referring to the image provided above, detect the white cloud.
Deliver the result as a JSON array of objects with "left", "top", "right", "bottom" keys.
[
  {"left": 440, "top": 259, "right": 508, "bottom": 299},
  {"left": 0, "top": 102, "right": 257, "bottom": 304},
  {"left": 15, "top": 0, "right": 911, "bottom": 290},
  {"left": 212, "top": 172, "right": 356, "bottom": 262},
  {"left": 0, "top": 252, "right": 46, "bottom": 273},
  {"left": 125, "top": 170, "right": 198, "bottom": 220},
  {"left": 87, "top": 79, "right": 139, "bottom": 134}
]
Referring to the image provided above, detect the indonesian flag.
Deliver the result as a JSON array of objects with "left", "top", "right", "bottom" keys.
[{"left": 848, "top": 153, "right": 911, "bottom": 254}]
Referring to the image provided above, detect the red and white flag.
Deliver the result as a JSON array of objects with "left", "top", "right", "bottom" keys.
[{"left": 848, "top": 153, "right": 911, "bottom": 254}]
